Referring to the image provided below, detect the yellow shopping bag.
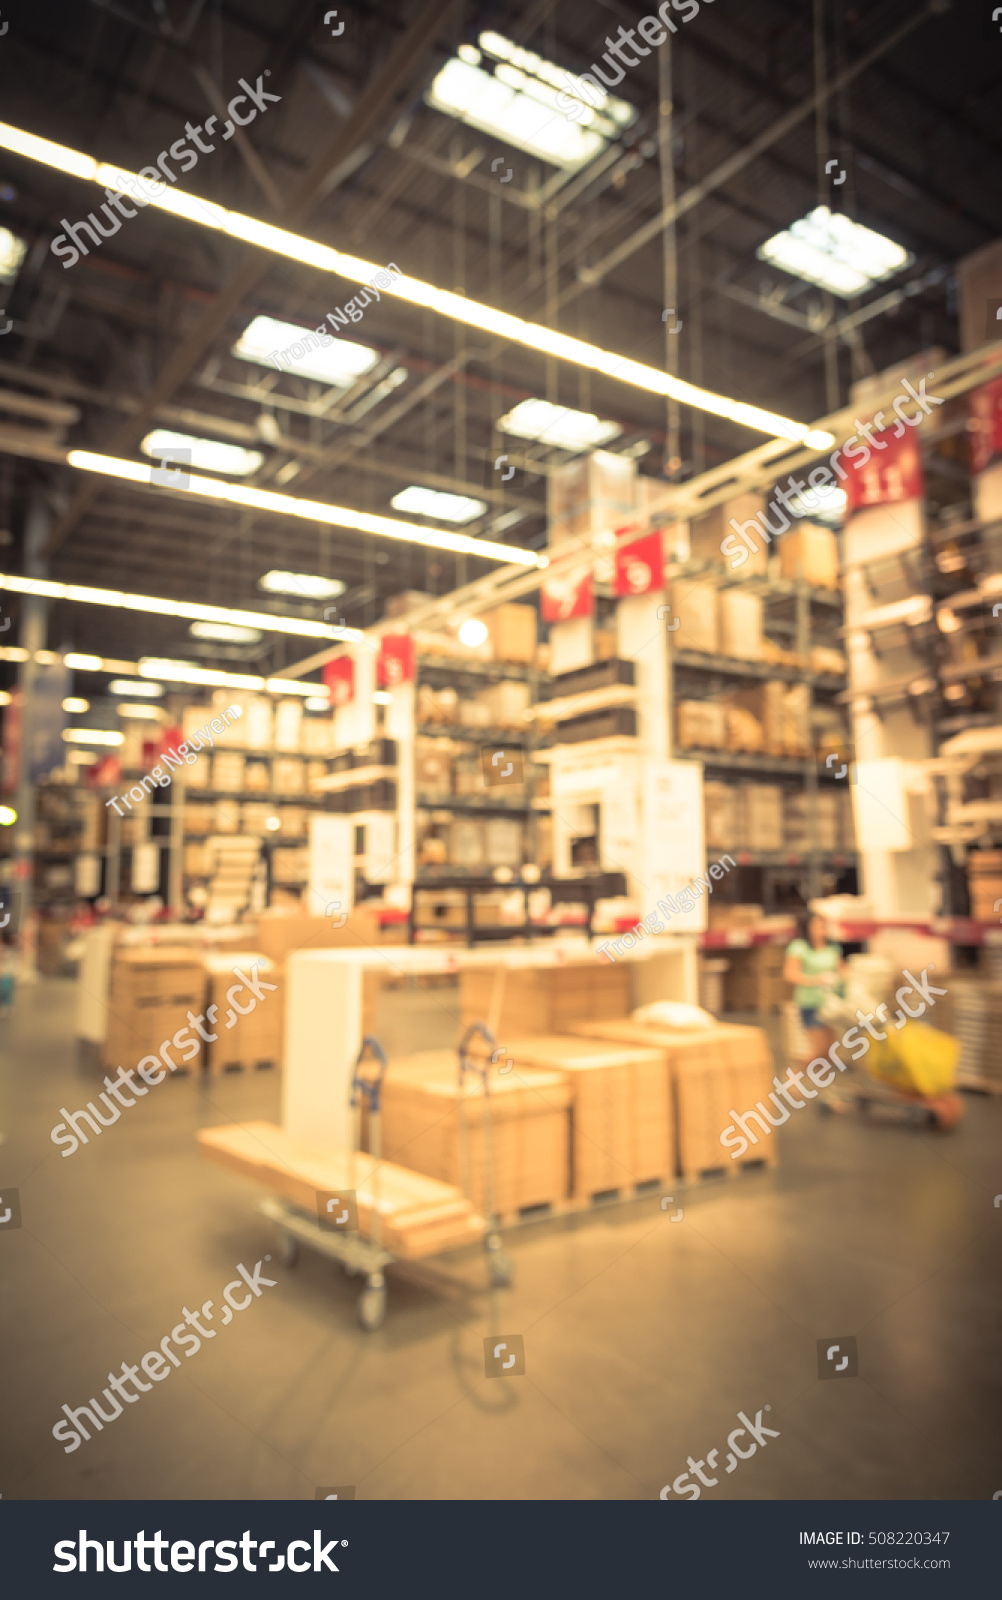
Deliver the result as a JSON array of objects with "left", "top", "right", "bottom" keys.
[{"left": 866, "top": 1022, "right": 958, "bottom": 1098}]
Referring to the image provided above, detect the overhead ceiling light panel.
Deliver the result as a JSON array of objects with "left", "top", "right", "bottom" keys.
[
  {"left": 427, "top": 29, "right": 630, "bottom": 170},
  {"left": 62, "top": 696, "right": 90, "bottom": 714},
  {"left": 233, "top": 316, "right": 380, "bottom": 386},
  {"left": 0, "top": 224, "right": 27, "bottom": 284},
  {"left": 757, "top": 207, "right": 912, "bottom": 298},
  {"left": 116, "top": 702, "right": 164, "bottom": 720},
  {"left": 189, "top": 620, "right": 263, "bottom": 644},
  {"left": 140, "top": 428, "right": 264, "bottom": 478},
  {"left": 109, "top": 678, "right": 163, "bottom": 696},
  {"left": 62, "top": 727, "right": 124, "bottom": 746},
  {"left": 498, "top": 398, "right": 621, "bottom": 453},
  {"left": 258, "top": 571, "right": 346, "bottom": 601},
  {"left": 391, "top": 486, "right": 487, "bottom": 524}
]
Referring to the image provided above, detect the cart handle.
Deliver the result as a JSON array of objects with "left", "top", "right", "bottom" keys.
[
  {"left": 458, "top": 1020, "right": 498, "bottom": 1093},
  {"left": 352, "top": 1035, "right": 388, "bottom": 1114}
]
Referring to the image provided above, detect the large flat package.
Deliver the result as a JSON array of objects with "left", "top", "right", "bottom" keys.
[
  {"left": 197, "top": 1120, "right": 483, "bottom": 1259},
  {"left": 460, "top": 962, "right": 632, "bottom": 1039},
  {"left": 505, "top": 1034, "right": 670, "bottom": 1198},
  {"left": 104, "top": 947, "right": 206, "bottom": 1069},
  {"left": 203, "top": 953, "right": 284, "bottom": 1074},
  {"left": 570, "top": 1019, "right": 777, "bottom": 1177},
  {"left": 252, "top": 908, "right": 381, "bottom": 964},
  {"left": 380, "top": 1049, "right": 571, "bottom": 1216}
]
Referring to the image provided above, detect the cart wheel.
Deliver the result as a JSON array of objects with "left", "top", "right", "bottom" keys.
[
  {"left": 279, "top": 1231, "right": 298, "bottom": 1267},
  {"left": 488, "top": 1249, "right": 514, "bottom": 1288},
  {"left": 358, "top": 1285, "right": 386, "bottom": 1331}
]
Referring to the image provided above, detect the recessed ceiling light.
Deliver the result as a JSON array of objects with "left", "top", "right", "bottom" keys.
[
  {"left": 109, "top": 678, "right": 163, "bottom": 696},
  {"left": 265, "top": 815, "right": 282, "bottom": 831},
  {"left": 233, "top": 315, "right": 380, "bottom": 386},
  {"left": 427, "top": 31, "right": 634, "bottom": 170},
  {"left": 62, "top": 697, "right": 90, "bottom": 714},
  {"left": 64, "top": 653, "right": 103, "bottom": 670},
  {"left": 140, "top": 428, "right": 264, "bottom": 478},
  {"left": 189, "top": 620, "right": 263, "bottom": 644},
  {"left": 116, "top": 702, "right": 163, "bottom": 720},
  {"left": 304, "top": 696, "right": 330, "bottom": 712},
  {"left": 391, "top": 486, "right": 487, "bottom": 524},
  {"left": 0, "top": 225, "right": 27, "bottom": 283},
  {"left": 457, "top": 618, "right": 489, "bottom": 647},
  {"left": 757, "top": 207, "right": 912, "bottom": 298},
  {"left": 62, "top": 728, "right": 124, "bottom": 745},
  {"left": 258, "top": 570, "right": 346, "bottom": 601},
  {"left": 498, "top": 398, "right": 620, "bottom": 453},
  {"left": 372, "top": 690, "right": 393, "bottom": 705}
]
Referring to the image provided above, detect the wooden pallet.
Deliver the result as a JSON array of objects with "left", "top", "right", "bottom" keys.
[
  {"left": 494, "top": 1177, "right": 666, "bottom": 1229},
  {"left": 206, "top": 1055, "right": 280, "bottom": 1076},
  {"left": 682, "top": 1154, "right": 778, "bottom": 1182}
]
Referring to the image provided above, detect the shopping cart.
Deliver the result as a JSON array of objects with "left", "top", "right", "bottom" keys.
[
  {"left": 457, "top": 1021, "right": 514, "bottom": 1289},
  {"left": 816, "top": 1013, "right": 963, "bottom": 1132},
  {"left": 262, "top": 1034, "right": 395, "bottom": 1331}
]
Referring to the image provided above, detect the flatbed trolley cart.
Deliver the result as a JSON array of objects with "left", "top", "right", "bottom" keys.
[
  {"left": 260, "top": 1036, "right": 393, "bottom": 1331},
  {"left": 817, "top": 1068, "right": 963, "bottom": 1131},
  {"left": 458, "top": 1021, "right": 514, "bottom": 1290}
]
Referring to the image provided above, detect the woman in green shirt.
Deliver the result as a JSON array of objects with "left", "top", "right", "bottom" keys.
[{"left": 784, "top": 911, "right": 844, "bottom": 1064}]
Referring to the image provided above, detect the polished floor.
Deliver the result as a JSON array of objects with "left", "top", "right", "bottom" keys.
[{"left": 2, "top": 977, "right": 1000, "bottom": 1501}]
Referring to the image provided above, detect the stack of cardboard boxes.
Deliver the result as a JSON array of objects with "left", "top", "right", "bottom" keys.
[
  {"left": 966, "top": 850, "right": 1002, "bottom": 922},
  {"left": 103, "top": 948, "right": 206, "bottom": 1072},
  {"left": 460, "top": 962, "right": 632, "bottom": 1037}
]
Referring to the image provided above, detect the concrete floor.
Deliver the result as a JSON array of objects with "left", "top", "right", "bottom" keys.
[{"left": 2, "top": 977, "right": 1000, "bottom": 1501}]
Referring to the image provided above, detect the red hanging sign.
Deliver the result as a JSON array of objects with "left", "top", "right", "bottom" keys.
[
  {"left": 968, "top": 377, "right": 1002, "bottom": 475},
  {"left": 323, "top": 656, "right": 355, "bottom": 707},
  {"left": 843, "top": 422, "right": 924, "bottom": 512},
  {"left": 614, "top": 528, "right": 664, "bottom": 597},
  {"left": 378, "top": 634, "right": 416, "bottom": 687},
  {"left": 540, "top": 565, "right": 593, "bottom": 622}
]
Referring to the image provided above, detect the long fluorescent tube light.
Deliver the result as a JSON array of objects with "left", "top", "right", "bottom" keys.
[
  {"left": 391, "top": 486, "right": 487, "bottom": 523},
  {"left": 139, "top": 658, "right": 318, "bottom": 696},
  {"left": 141, "top": 428, "right": 264, "bottom": 477},
  {"left": 64, "top": 450, "right": 545, "bottom": 567},
  {"left": 0, "top": 573, "right": 349, "bottom": 638},
  {"left": 62, "top": 727, "right": 124, "bottom": 746},
  {"left": 259, "top": 570, "right": 346, "bottom": 600},
  {"left": 0, "top": 117, "right": 827, "bottom": 446},
  {"left": 758, "top": 207, "right": 912, "bottom": 299},
  {"left": 234, "top": 316, "right": 380, "bottom": 386},
  {"left": 499, "top": 398, "right": 620, "bottom": 452}
]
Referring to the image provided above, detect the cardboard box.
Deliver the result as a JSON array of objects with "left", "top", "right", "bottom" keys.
[
  {"left": 204, "top": 953, "right": 283, "bottom": 1074},
  {"left": 548, "top": 451, "right": 636, "bottom": 523},
  {"left": 484, "top": 604, "right": 537, "bottom": 665},
  {"left": 252, "top": 908, "right": 382, "bottom": 964},
  {"left": 739, "top": 785, "right": 784, "bottom": 852},
  {"left": 485, "top": 816, "right": 523, "bottom": 867},
  {"left": 726, "top": 683, "right": 785, "bottom": 755},
  {"left": 677, "top": 700, "right": 725, "bottom": 751},
  {"left": 483, "top": 679, "right": 532, "bottom": 726},
  {"left": 381, "top": 1049, "right": 571, "bottom": 1215},
  {"left": 272, "top": 758, "right": 304, "bottom": 795},
  {"left": 571, "top": 1018, "right": 777, "bottom": 1176},
  {"left": 460, "top": 962, "right": 631, "bottom": 1039},
  {"left": 779, "top": 523, "right": 838, "bottom": 588},
  {"left": 718, "top": 590, "right": 763, "bottom": 660},
  {"left": 707, "top": 903, "right": 764, "bottom": 930},
  {"left": 449, "top": 818, "right": 485, "bottom": 869},
  {"left": 704, "top": 782, "right": 739, "bottom": 852},
  {"left": 723, "top": 944, "right": 789, "bottom": 1015},
  {"left": 510, "top": 1034, "right": 670, "bottom": 1196},
  {"left": 724, "top": 704, "right": 764, "bottom": 755},
  {"left": 673, "top": 576, "right": 718, "bottom": 653},
  {"left": 782, "top": 683, "right": 811, "bottom": 757},
  {"left": 689, "top": 494, "right": 770, "bottom": 574},
  {"left": 104, "top": 948, "right": 207, "bottom": 1069},
  {"left": 212, "top": 751, "right": 245, "bottom": 791}
]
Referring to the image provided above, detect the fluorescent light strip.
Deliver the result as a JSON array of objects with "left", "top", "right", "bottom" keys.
[
  {"left": 0, "top": 117, "right": 823, "bottom": 446},
  {"left": 0, "top": 571, "right": 348, "bottom": 639},
  {"left": 139, "top": 658, "right": 319, "bottom": 696},
  {"left": 65, "top": 450, "right": 544, "bottom": 567}
]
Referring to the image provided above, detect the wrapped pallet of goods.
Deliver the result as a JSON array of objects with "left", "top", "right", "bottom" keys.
[
  {"left": 379, "top": 1050, "right": 572, "bottom": 1217},
  {"left": 505, "top": 1035, "right": 670, "bottom": 1199},
  {"left": 203, "top": 953, "right": 283, "bottom": 1075},
  {"left": 103, "top": 947, "right": 206, "bottom": 1072},
  {"left": 571, "top": 1014, "right": 778, "bottom": 1177}
]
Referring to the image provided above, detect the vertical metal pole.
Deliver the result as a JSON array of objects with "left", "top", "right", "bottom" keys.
[{"left": 13, "top": 489, "right": 49, "bottom": 973}]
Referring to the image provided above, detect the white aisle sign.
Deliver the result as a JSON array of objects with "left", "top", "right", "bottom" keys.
[
  {"left": 642, "top": 760, "right": 705, "bottom": 930},
  {"left": 309, "top": 814, "right": 354, "bottom": 919}
]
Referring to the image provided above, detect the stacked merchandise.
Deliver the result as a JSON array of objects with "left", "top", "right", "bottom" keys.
[
  {"left": 966, "top": 850, "right": 1002, "bottom": 922},
  {"left": 722, "top": 945, "right": 788, "bottom": 1015},
  {"left": 204, "top": 835, "right": 262, "bottom": 922},
  {"left": 537, "top": 657, "right": 638, "bottom": 744},
  {"left": 572, "top": 1016, "right": 777, "bottom": 1177},
  {"left": 677, "top": 683, "right": 811, "bottom": 757},
  {"left": 460, "top": 962, "right": 632, "bottom": 1036},
  {"left": 509, "top": 1035, "right": 669, "bottom": 1198},
  {"left": 703, "top": 782, "right": 853, "bottom": 854},
  {"left": 379, "top": 1050, "right": 572, "bottom": 1216},
  {"left": 935, "top": 978, "right": 1002, "bottom": 1091},
  {"left": 103, "top": 948, "right": 206, "bottom": 1071},
  {"left": 203, "top": 952, "right": 283, "bottom": 1074}
]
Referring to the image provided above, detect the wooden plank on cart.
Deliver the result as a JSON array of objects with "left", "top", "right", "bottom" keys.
[{"left": 197, "top": 1120, "right": 484, "bottom": 1259}]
